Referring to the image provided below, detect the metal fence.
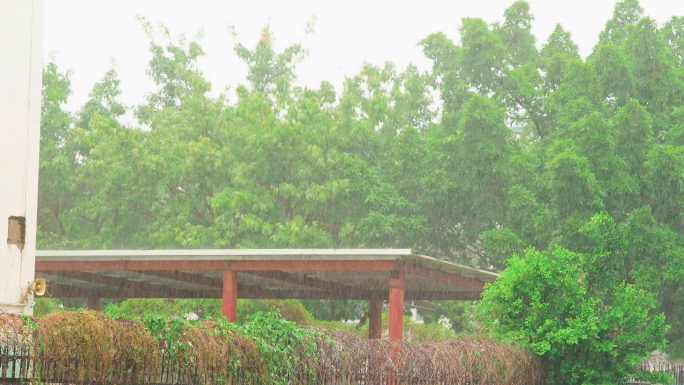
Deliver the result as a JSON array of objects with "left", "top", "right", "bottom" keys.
[
  {"left": 0, "top": 337, "right": 434, "bottom": 384},
  {"left": 6, "top": 337, "right": 684, "bottom": 384},
  {"left": 636, "top": 363, "right": 684, "bottom": 385},
  {"left": 1, "top": 339, "right": 256, "bottom": 384},
  {"left": 0, "top": 336, "right": 530, "bottom": 385},
  {"left": 0, "top": 337, "right": 31, "bottom": 381},
  {"left": 0, "top": 336, "right": 540, "bottom": 384}
]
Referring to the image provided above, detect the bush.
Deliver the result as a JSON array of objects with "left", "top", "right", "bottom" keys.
[
  {"left": 0, "top": 310, "right": 543, "bottom": 384},
  {"left": 311, "top": 328, "right": 542, "bottom": 384},
  {"left": 230, "top": 309, "right": 320, "bottom": 383},
  {"left": 104, "top": 298, "right": 314, "bottom": 325},
  {"left": 478, "top": 246, "right": 670, "bottom": 384},
  {"left": 34, "top": 310, "right": 160, "bottom": 383},
  {"left": 141, "top": 314, "right": 264, "bottom": 383},
  {"left": 238, "top": 299, "right": 314, "bottom": 325}
]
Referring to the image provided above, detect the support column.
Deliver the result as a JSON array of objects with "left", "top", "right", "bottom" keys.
[
  {"left": 388, "top": 278, "right": 405, "bottom": 340},
  {"left": 388, "top": 277, "right": 405, "bottom": 385},
  {"left": 368, "top": 299, "right": 383, "bottom": 339},
  {"left": 222, "top": 271, "right": 237, "bottom": 322}
]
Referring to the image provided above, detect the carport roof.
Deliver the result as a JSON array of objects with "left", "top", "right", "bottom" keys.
[{"left": 35, "top": 249, "right": 498, "bottom": 301}]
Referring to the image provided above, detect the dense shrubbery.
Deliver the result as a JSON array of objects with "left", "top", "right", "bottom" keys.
[
  {"left": 479, "top": 245, "right": 670, "bottom": 384},
  {"left": 103, "top": 298, "right": 315, "bottom": 325},
  {"left": 0, "top": 310, "right": 541, "bottom": 384}
]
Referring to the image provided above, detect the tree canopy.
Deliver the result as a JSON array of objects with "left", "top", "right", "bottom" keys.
[{"left": 37, "top": 0, "right": 684, "bottom": 370}]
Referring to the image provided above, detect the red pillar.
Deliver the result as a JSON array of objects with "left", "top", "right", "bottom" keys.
[
  {"left": 368, "top": 299, "right": 383, "bottom": 339},
  {"left": 388, "top": 278, "right": 405, "bottom": 340},
  {"left": 388, "top": 278, "right": 405, "bottom": 385},
  {"left": 222, "top": 270, "right": 237, "bottom": 323}
]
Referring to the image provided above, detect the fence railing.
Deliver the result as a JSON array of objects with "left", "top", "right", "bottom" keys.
[
  {"left": 1, "top": 336, "right": 535, "bottom": 385},
  {"left": 1, "top": 311, "right": 541, "bottom": 385},
  {"left": 633, "top": 362, "right": 684, "bottom": 385},
  {"left": 5, "top": 336, "right": 681, "bottom": 384},
  {"left": 0, "top": 336, "right": 32, "bottom": 380}
]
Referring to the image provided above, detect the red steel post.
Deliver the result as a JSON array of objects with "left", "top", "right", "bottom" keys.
[
  {"left": 222, "top": 270, "right": 238, "bottom": 322},
  {"left": 388, "top": 278, "right": 405, "bottom": 340},
  {"left": 388, "top": 278, "right": 405, "bottom": 384}
]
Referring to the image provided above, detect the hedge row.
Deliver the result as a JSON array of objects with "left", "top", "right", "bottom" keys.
[{"left": 0, "top": 311, "right": 543, "bottom": 384}]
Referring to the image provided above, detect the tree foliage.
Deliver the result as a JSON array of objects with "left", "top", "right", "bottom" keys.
[
  {"left": 478, "top": 245, "right": 669, "bottom": 384},
  {"left": 36, "top": 0, "right": 684, "bottom": 373}
]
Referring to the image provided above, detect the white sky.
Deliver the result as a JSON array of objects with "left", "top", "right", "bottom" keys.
[{"left": 44, "top": 0, "right": 684, "bottom": 114}]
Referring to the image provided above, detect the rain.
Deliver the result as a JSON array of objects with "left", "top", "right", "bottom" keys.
[{"left": 3, "top": 0, "right": 684, "bottom": 383}]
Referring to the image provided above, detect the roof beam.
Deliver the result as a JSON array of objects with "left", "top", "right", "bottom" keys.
[
  {"left": 132, "top": 270, "right": 222, "bottom": 288},
  {"left": 45, "top": 284, "right": 117, "bottom": 298},
  {"left": 36, "top": 260, "right": 396, "bottom": 272},
  {"left": 243, "top": 270, "right": 361, "bottom": 293},
  {"left": 46, "top": 270, "right": 154, "bottom": 292},
  {"left": 405, "top": 290, "right": 482, "bottom": 301},
  {"left": 45, "top": 282, "right": 479, "bottom": 301},
  {"left": 45, "top": 271, "right": 220, "bottom": 299},
  {"left": 399, "top": 263, "right": 486, "bottom": 291},
  {"left": 43, "top": 283, "right": 308, "bottom": 299},
  {"left": 45, "top": 284, "right": 219, "bottom": 299},
  {"left": 230, "top": 260, "right": 395, "bottom": 271},
  {"left": 36, "top": 249, "right": 413, "bottom": 259},
  {"left": 37, "top": 260, "right": 226, "bottom": 271}
]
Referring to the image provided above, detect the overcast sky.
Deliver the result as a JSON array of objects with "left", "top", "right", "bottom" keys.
[{"left": 44, "top": 0, "right": 684, "bottom": 114}]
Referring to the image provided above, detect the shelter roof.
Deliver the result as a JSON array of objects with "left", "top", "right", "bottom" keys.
[{"left": 35, "top": 249, "right": 498, "bottom": 301}]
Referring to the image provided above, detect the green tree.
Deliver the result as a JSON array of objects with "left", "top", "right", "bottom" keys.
[
  {"left": 540, "top": 24, "right": 580, "bottom": 92},
  {"left": 76, "top": 64, "right": 126, "bottom": 130},
  {"left": 37, "top": 62, "right": 75, "bottom": 248},
  {"left": 598, "top": 0, "right": 644, "bottom": 47},
  {"left": 479, "top": 246, "right": 668, "bottom": 384},
  {"left": 662, "top": 16, "right": 684, "bottom": 67}
]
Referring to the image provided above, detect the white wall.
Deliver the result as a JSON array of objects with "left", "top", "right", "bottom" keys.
[{"left": 0, "top": 0, "right": 44, "bottom": 314}]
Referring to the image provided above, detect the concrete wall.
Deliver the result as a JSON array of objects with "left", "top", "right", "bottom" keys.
[{"left": 0, "top": 0, "right": 44, "bottom": 314}]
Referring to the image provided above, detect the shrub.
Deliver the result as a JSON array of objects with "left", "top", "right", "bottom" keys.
[
  {"left": 0, "top": 310, "right": 543, "bottom": 384},
  {"left": 478, "top": 246, "right": 670, "bottom": 384},
  {"left": 34, "top": 310, "right": 159, "bottom": 383}
]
